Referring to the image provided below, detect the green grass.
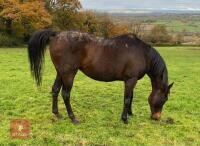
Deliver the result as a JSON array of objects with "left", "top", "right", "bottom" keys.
[
  {"left": 153, "top": 20, "right": 200, "bottom": 32},
  {"left": 0, "top": 47, "right": 200, "bottom": 146}
]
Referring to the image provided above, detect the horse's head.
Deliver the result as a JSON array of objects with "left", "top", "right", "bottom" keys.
[{"left": 148, "top": 82, "right": 174, "bottom": 120}]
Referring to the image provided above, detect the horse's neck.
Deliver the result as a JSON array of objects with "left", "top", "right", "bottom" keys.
[
  {"left": 147, "top": 47, "right": 168, "bottom": 90},
  {"left": 148, "top": 70, "right": 168, "bottom": 92}
]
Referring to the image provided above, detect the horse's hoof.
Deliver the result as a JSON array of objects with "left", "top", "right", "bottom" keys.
[
  {"left": 123, "top": 120, "right": 128, "bottom": 124},
  {"left": 128, "top": 111, "right": 133, "bottom": 116},
  {"left": 52, "top": 113, "right": 62, "bottom": 122},
  {"left": 54, "top": 113, "right": 62, "bottom": 119},
  {"left": 72, "top": 119, "right": 80, "bottom": 125},
  {"left": 121, "top": 117, "right": 128, "bottom": 124}
]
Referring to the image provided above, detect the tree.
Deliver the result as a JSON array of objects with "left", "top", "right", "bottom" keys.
[
  {"left": 20, "top": 1, "right": 52, "bottom": 36},
  {"left": 0, "top": 0, "right": 20, "bottom": 34},
  {"left": 0, "top": 0, "right": 52, "bottom": 37},
  {"left": 172, "top": 33, "right": 183, "bottom": 45},
  {"left": 97, "top": 14, "right": 115, "bottom": 38},
  {"left": 130, "top": 22, "right": 143, "bottom": 38},
  {"left": 81, "top": 10, "right": 99, "bottom": 34},
  {"left": 110, "top": 23, "right": 129, "bottom": 37},
  {"left": 46, "top": 0, "right": 82, "bottom": 30},
  {"left": 150, "top": 25, "right": 171, "bottom": 44}
]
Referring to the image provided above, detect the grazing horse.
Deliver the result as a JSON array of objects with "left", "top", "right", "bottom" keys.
[{"left": 28, "top": 29, "right": 173, "bottom": 124}]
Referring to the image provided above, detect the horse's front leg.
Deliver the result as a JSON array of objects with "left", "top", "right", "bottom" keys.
[
  {"left": 61, "top": 71, "right": 79, "bottom": 124},
  {"left": 52, "top": 73, "right": 62, "bottom": 118},
  {"left": 128, "top": 90, "right": 133, "bottom": 116},
  {"left": 121, "top": 78, "right": 137, "bottom": 124}
]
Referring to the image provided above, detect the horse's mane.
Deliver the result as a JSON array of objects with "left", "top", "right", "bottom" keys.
[{"left": 148, "top": 47, "right": 168, "bottom": 84}]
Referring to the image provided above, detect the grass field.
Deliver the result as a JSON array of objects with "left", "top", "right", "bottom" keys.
[
  {"left": 153, "top": 20, "right": 200, "bottom": 33},
  {"left": 0, "top": 46, "right": 199, "bottom": 146},
  {"left": 112, "top": 13, "right": 200, "bottom": 33}
]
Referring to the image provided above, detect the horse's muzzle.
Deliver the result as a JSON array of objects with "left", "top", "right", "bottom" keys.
[{"left": 151, "top": 112, "right": 161, "bottom": 120}]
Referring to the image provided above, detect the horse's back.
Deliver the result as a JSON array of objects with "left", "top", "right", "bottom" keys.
[{"left": 80, "top": 34, "right": 148, "bottom": 81}]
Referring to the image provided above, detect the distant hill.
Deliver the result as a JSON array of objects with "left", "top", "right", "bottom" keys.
[
  {"left": 93, "top": 9, "right": 200, "bottom": 45},
  {"left": 94, "top": 10, "right": 200, "bottom": 34},
  {"left": 94, "top": 8, "right": 200, "bottom": 14}
]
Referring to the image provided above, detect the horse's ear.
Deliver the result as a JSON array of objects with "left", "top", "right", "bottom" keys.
[
  {"left": 167, "top": 82, "right": 174, "bottom": 95},
  {"left": 168, "top": 82, "right": 174, "bottom": 90}
]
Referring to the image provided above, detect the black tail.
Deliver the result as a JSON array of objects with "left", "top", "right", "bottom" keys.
[{"left": 28, "top": 29, "right": 57, "bottom": 86}]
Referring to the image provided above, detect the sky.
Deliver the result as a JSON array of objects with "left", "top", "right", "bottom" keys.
[{"left": 80, "top": 0, "right": 200, "bottom": 11}]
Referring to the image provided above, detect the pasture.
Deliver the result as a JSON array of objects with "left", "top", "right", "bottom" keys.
[
  {"left": 0, "top": 46, "right": 199, "bottom": 146},
  {"left": 153, "top": 20, "right": 200, "bottom": 33}
]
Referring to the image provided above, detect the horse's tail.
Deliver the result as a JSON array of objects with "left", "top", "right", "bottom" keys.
[{"left": 28, "top": 29, "right": 57, "bottom": 86}]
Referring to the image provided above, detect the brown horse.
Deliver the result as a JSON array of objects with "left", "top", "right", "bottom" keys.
[{"left": 28, "top": 29, "right": 173, "bottom": 124}]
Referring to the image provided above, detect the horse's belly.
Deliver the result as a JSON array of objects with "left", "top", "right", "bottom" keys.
[{"left": 79, "top": 65, "right": 122, "bottom": 82}]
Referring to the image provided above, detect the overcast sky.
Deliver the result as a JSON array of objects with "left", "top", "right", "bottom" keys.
[{"left": 80, "top": 0, "right": 200, "bottom": 11}]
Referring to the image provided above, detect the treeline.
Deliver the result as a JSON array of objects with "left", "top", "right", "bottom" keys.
[
  {"left": 140, "top": 25, "right": 183, "bottom": 46},
  {"left": 0, "top": 0, "right": 183, "bottom": 47}
]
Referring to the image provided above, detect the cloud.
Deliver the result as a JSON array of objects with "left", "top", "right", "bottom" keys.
[{"left": 80, "top": 0, "right": 200, "bottom": 11}]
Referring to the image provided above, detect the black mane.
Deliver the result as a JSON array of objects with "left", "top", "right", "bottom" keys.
[{"left": 148, "top": 47, "right": 168, "bottom": 84}]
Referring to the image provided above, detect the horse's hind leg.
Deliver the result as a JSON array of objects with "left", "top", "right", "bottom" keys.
[
  {"left": 52, "top": 73, "right": 62, "bottom": 118},
  {"left": 61, "top": 70, "right": 79, "bottom": 124},
  {"left": 121, "top": 78, "right": 137, "bottom": 124}
]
